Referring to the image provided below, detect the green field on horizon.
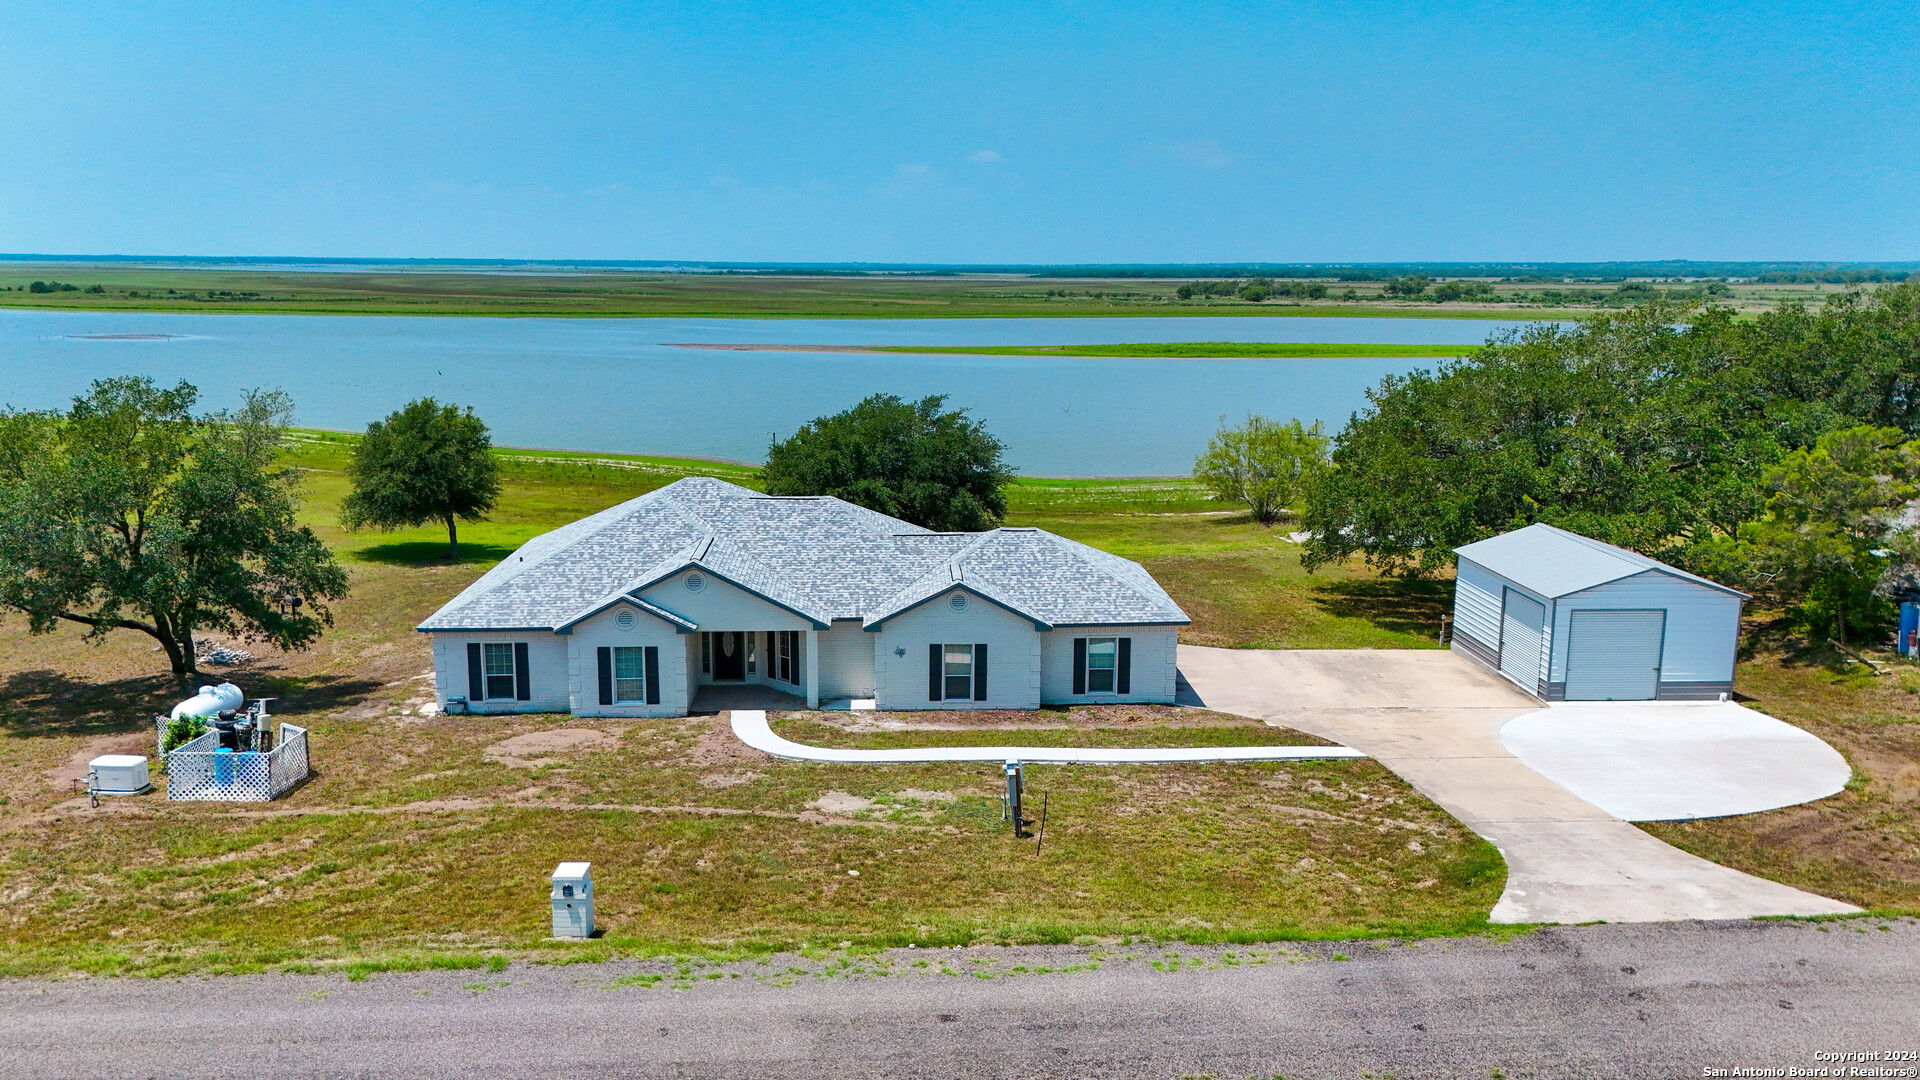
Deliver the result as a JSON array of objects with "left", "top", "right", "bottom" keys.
[{"left": 0, "top": 264, "right": 1599, "bottom": 320}]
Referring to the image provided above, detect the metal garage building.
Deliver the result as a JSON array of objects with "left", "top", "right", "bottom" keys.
[{"left": 1450, "top": 523, "right": 1746, "bottom": 701}]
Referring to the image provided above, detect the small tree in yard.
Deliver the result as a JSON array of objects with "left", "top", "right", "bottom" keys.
[
  {"left": 341, "top": 398, "right": 501, "bottom": 559},
  {"left": 763, "top": 394, "right": 1015, "bottom": 531},
  {"left": 1193, "top": 414, "right": 1330, "bottom": 524},
  {"left": 0, "top": 378, "right": 349, "bottom": 688}
]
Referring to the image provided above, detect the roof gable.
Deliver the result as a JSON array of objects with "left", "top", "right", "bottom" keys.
[{"left": 1454, "top": 523, "right": 1747, "bottom": 599}]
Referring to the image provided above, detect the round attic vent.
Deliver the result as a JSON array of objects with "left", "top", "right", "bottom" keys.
[
  {"left": 949, "top": 593, "right": 969, "bottom": 612},
  {"left": 685, "top": 572, "right": 705, "bottom": 592},
  {"left": 615, "top": 611, "right": 637, "bottom": 631}
]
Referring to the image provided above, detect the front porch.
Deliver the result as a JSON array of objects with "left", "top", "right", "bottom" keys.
[{"left": 689, "top": 683, "right": 807, "bottom": 715}]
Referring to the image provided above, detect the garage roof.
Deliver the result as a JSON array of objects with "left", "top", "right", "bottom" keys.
[{"left": 1454, "top": 523, "right": 1748, "bottom": 600}]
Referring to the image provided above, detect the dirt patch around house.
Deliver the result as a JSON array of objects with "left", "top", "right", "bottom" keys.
[
  {"left": 483, "top": 728, "right": 617, "bottom": 769},
  {"left": 690, "top": 713, "right": 773, "bottom": 769},
  {"left": 43, "top": 731, "right": 154, "bottom": 788},
  {"left": 808, "top": 791, "right": 876, "bottom": 815},
  {"left": 697, "top": 770, "right": 763, "bottom": 789}
]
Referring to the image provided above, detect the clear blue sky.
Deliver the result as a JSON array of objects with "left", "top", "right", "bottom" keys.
[{"left": 3, "top": 1, "right": 1915, "bottom": 263}]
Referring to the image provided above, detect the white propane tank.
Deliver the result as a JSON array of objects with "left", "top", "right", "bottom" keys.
[{"left": 171, "top": 682, "right": 245, "bottom": 721}]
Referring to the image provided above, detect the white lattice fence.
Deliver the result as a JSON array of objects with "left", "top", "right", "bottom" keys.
[
  {"left": 165, "top": 723, "right": 311, "bottom": 802},
  {"left": 269, "top": 724, "right": 309, "bottom": 798}
]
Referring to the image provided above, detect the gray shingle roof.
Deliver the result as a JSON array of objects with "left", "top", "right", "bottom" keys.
[
  {"left": 1453, "top": 522, "right": 1747, "bottom": 599},
  {"left": 418, "top": 477, "right": 1189, "bottom": 632}
]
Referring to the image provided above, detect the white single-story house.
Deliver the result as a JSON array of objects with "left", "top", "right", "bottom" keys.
[
  {"left": 417, "top": 477, "right": 1190, "bottom": 716},
  {"left": 1450, "top": 523, "right": 1747, "bottom": 702}
]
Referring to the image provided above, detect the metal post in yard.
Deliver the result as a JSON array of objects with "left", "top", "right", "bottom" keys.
[
  {"left": 1004, "top": 759, "right": 1023, "bottom": 837},
  {"left": 1034, "top": 792, "right": 1049, "bottom": 856}
]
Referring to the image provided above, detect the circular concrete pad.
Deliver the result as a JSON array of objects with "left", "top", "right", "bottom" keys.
[{"left": 1499, "top": 702, "right": 1850, "bottom": 821}]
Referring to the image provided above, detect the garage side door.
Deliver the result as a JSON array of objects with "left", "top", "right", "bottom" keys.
[
  {"left": 1498, "top": 588, "right": 1546, "bottom": 694},
  {"left": 1565, "top": 609, "right": 1665, "bottom": 701}
]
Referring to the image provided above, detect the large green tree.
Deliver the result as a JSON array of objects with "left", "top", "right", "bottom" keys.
[
  {"left": 340, "top": 398, "right": 501, "bottom": 559},
  {"left": 1300, "top": 282, "right": 1920, "bottom": 638},
  {"left": 763, "top": 394, "right": 1015, "bottom": 531},
  {"left": 1735, "top": 426, "right": 1920, "bottom": 643},
  {"left": 0, "top": 378, "right": 349, "bottom": 687},
  {"left": 1193, "top": 415, "right": 1329, "bottom": 524}
]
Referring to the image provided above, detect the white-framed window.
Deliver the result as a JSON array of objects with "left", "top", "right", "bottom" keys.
[
  {"left": 612, "top": 646, "right": 646, "bottom": 703},
  {"left": 944, "top": 644, "right": 975, "bottom": 700},
  {"left": 1085, "top": 637, "right": 1117, "bottom": 694},
  {"left": 484, "top": 642, "right": 517, "bottom": 700},
  {"left": 776, "top": 630, "right": 798, "bottom": 684}
]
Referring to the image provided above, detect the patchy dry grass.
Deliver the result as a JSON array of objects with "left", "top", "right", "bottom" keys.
[
  {"left": 0, "top": 437, "right": 1499, "bottom": 976},
  {"left": 0, "top": 707, "right": 1501, "bottom": 976},
  {"left": 1639, "top": 645, "right": 1920, "bottom": 915}
]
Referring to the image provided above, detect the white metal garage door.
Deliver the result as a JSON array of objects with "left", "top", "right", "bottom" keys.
[
  {"left": 1498, "top": 588, "right": 1546, "bottom": 694},
  {"left": 1565, "top": 609, "right": 1666, "bottom": 700}
]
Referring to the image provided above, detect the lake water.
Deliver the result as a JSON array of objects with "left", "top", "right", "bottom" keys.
[{"left": 0, "top": 311, "right": 1540, "bottom": 475}]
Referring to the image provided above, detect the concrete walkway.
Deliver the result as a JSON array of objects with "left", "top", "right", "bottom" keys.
[
  {"left": 1176, "top": 646, "right": 1858, "bottom": 924},
  {"left": 728, "top": 710, "right": 1366, "bottom": 765},
  {"left": 1500, "top": 701, "right": 1853, "bottom": 821}
]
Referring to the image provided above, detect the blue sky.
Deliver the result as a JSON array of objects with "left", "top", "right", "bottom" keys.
[{"left": 3, "top": 1, "right": 1915, "bottom": 263}]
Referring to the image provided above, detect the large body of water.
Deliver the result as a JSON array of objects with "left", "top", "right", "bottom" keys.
[{"left": 1, "top": 311, "right": 1541, "bottom": 475}]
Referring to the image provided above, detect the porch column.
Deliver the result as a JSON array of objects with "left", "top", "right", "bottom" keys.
[{"left": 805, "top": 629, "right": 820, "bottom": 709}]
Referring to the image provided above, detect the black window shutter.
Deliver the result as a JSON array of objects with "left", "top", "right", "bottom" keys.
[
  {"left": 929, "top": 643, "right": 942, "bottom": 701},
  {"left": 1117, "top": 637, "right": 1132, "bottom": 695},
  {"left": 597, "top": 647, "right": 613, "bottom": 705},
  {"left": 644, "top": 646, "right": 660, "bottom": 705},
  {"left": 514, "top": 642, "right": 532, "bottom": 700},
  {"left": 466, "top": 642, "right": 485, "bottom": 700},
  {"left": 973, "top": 643, "right": 988, "bottom": 700},
  {"left": 1072, "top": 638, "right": 1087, "bottom": 695}
]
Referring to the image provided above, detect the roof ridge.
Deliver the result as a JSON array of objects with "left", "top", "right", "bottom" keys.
[{"left": 943, "top": 530, "right": 1000, "bottom": 580}]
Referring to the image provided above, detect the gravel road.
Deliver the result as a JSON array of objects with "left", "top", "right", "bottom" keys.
[{"left": 4, "top": 919, "right": 1915, "bottom": 1079}]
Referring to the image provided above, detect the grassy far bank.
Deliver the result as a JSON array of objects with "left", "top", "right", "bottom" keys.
[
  {"left": 0, "top": 438, "right": 1489, "bottom": 977},
  {"left": 0, "top": 264, "right": 1639, "bottom": 320}
]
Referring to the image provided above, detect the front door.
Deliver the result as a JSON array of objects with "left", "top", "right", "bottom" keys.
[{"left": 712, "top": 631, "right": 746, "bottom": 681}]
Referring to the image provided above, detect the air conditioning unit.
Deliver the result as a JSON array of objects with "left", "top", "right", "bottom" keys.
[{"left": 90, "top": 755, "right": 153, "bottom": 796}]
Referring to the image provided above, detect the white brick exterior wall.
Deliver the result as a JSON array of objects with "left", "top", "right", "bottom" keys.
[
  {"left": 430, "top": 631, "right": 570, "bottom": 714},
  {"left": 1039, "top": 626, "right": 1179, "bottom": 705},
  {"left": 872, "top": 593, "right": 1042, "bottom": 710},
  {"left": 564, "top": 604, "right": 689, "bottom": 718},
  {"left": 816, "top": 620, "right": 876, "bottom": 699}
]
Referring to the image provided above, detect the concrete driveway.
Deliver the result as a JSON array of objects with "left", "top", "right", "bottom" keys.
[
  {"left": 1176, "top": 646, "right": 1858, "bottom": 924},
  {"left": 1500, "top": 701, "right": 1853, "bottom": 821}
]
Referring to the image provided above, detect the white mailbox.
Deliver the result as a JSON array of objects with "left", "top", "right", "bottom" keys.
[{"left": 551, "top": 862, "right": 593, "bottom": 938}]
